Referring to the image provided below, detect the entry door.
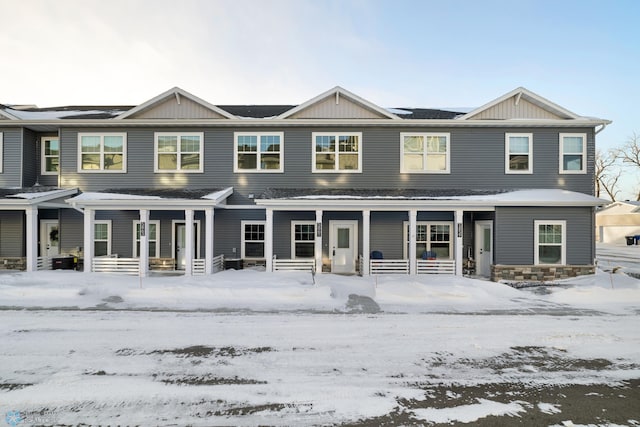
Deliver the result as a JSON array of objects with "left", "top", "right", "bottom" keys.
[
  {"left": 175, "top": 223, "right": 199, "bottom": 270},
  {"left": 330, "top": 221, "right": 358, "bottom": 274},
  {"left": 474, "top": 221, "right": 493, "bottom": 277},
  {"left": 40, "top": 220, "right": 60, "bottom": 257}
]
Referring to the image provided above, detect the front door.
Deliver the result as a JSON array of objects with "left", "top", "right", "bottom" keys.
[
  {"left": 330, "top": 220, "right": 358, "bottom": 274},
  {"left": 475, "top": 220, "right": 493, "bottom": 277},
  {"left": 40, "top": 220, "right": 59, "bottom": 257},
  {"left": 175, "top": 222, "right": 199, "bottom": 270}
]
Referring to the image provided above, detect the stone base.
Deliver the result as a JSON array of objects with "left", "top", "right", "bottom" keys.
[
  {"left": 491, "top": 264, "right": 595, "bottom": 282},
  {"left": 0, "top": 257, "right": 26, "bottom": 270}
]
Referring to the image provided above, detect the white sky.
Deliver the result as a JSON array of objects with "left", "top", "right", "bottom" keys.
[{"left": 1, "top": 0, "right": 639, "bottom": 198}]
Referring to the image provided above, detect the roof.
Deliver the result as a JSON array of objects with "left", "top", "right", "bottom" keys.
[
  {"left": 0, "top": 187, "right": 78, "bottom": 207},
  {"left": 259, "top": 188, "right": 506, "bottom": 199},
  {"left": 66, "top": 187, "right": 234, "bottom": 209}
]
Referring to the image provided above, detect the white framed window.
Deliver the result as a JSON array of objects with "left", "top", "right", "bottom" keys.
[
  {"left": 133, "top": 220, "right": 160, "bottom": 258},
  {"left": 41, "top": 137, "right": 59, "bottom": 175},
  {"left": 234, "top": 132, "right": 284, "bottom": 172},
  {"left": 560, "top": 133, "right": 587, "bottom": 174},
  {"left": 291, "top": 221, "right": 315, "bottom": 259},
  {"left": 313, "top": 132, "right": 362, "bottom": 173},
  {"left": 0, "top": 132, "right": 3, "bottom": 173},
  {"left": 534, "top": 220, "right": 566, "bottom": 265},
  {"left": 154, "top": 132, "right": 204, "bottom": 172},
  {"left": 94, "top": 220, "right": 112, "bottom": 257},
  {"left": 241, "top": 221, "right": 265, "bottom": 259},
  {"left": 401, "top": 132, "right": 450, "bottom": 173},
  {"left": 78, "top": 133, "right": 126, "bottom": 172},
  {"left": 403, "top": 221, "right": 453, "bottom": 259},
  {"left": 505, "top": 133, "right": 532, "bottom": 174}
]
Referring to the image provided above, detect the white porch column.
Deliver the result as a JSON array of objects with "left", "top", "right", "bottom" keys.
[
  {"left": 205, "top": 208, "right": 214, "bottom": 274},
  {"left": 265, "top": 209, "right": 274, "bottom": 272},
  {"left": 315, "top": 210, "right": 323, "bottom": 274},
  {"left": 409, "top": 209, "right": 417, "bottom": 275},
  {"left": 25, "top": 207, "right": 38, "bottom": 272},
  {"left": 362, "top": 209, "right": 370, "bottom": 276},
  {"left": 455, "top": 209, "right": 464, "bottom": 276},
  {"left": 184, "top": 209, "right": 194, "bottom": 276},
  {"left": 83, "top": 208, "right": 95, "bottom": 273},
  {"left": 139, "top": 209, "right": 149, "bottom": 277}
]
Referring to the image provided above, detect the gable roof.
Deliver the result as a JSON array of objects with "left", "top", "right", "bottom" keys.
[
  {"left": 277, "top": 86, "right": 400, "bottom": 120},
  {"left": 0, "top": 105, "right": 18, "bottom": 120},
  {"left": 116, "top": 87, "right": 236, "bottom": 120},
  {"left": 458, "top": 87, "right": 582, "bottom": 121}
]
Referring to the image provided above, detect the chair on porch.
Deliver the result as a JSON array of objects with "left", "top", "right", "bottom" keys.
[
  {"left": 422, "top": 251, "right": 437, "bottom": 260},
  {"left": 371, "top": 250, "right": 384, "bottom": 259}
]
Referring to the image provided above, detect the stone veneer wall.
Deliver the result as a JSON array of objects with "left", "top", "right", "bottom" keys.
[
  {"left": 0, "top": 257, "right": 26, "bottom": 270},
  {"left": 491, "top": 265, "right": 595, "bottom": 282}
]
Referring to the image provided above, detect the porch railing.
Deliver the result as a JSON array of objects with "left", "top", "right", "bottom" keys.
[
  {"left": 192, "top": 259, "right": 205, "bottom": 276},
  {"left": 212, "top": 254, "right": 225, "bottom": 273},
  {"left": 370, "top": 259, "right": 410, "bottom": 274},
  {"left": 272, "top": 257, "right": 316, "bottom": 272},
  {"left": 92, "top": 255, "right": 140, "bottom": 275},
  {"left": 37, "top": 256, "right": 52, "bottom": 271},
  {"left": 417, "top": 259, "right": 455, "bottom": 274}
]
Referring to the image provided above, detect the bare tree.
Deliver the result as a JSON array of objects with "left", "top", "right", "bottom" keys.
[
  {"left": 596, "top": 149, "right": 621, "bottom": 201},
  {"left": 615, "top": 132, "right": 640, "bottom": 200}
]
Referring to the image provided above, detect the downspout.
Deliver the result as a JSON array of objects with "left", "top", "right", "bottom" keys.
[{"left": 595, "top": 123, "right": 609, "bottom": 135}]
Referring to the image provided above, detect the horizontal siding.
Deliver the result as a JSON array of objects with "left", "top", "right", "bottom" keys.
[
  {"left": 0, "top": 211, "right": 24, "bottom": 256},
  {"left": 214, "top": 209, "right": 265, "bottom": 258},
  {"left": 60, "top": 209, "right": 84, "bottom": 254},
  {"left": 22, "top": 129, "right": 37, "bottom": 187},
  {"left": 370, "top": 212, "right": 405, "bottom": 259},
  {"left": 0, "top": 129, "right": 22, "bottom": 187}
]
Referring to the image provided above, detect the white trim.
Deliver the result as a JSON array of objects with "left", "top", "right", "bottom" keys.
[
  {"left": 474, "top": 220, "right": 493, "bottom": 277},
  {"left": 312, "top": 132, "right": 363, "bottom": 173},
  {"left": 534, "top": 220, "right": 566, "bottom": 266},
  {"left": 290, "top": 221, "right": 315, "bottom": 259},
  {"left": 400, "top": 132, "right": 450, "bottom": 174},
  {"left": 94, "top": 220, "right": 112, "bottom": 256},
  {"left": 559, "top": 133, "right": 587, "bottom": 174},
  {"left": 171, "top": 220, "right": 201, "bottom": 268},
  {"left": 41, "top": 136, "right": 59, "bottom": 175},
  {"left": 77, "top": 132, "right": 127, "bottom": 173},
  {"left": 133, "top": 220, "right": 160, "bottom": 258},
  {"left": 329, "top": 220, "right": 358, "bottom": 274},
  {"left": 40, "top": 219, "right": 60, "bottom": 257},
  {"left": 154, "top": 132, "right": 204, "bottom": 173},
  {"left": 0, "top": 132, "right": 3, "bottom": 173},
  {"left": 241, "top": 220, "right": 266, "bottom": 260},
  {"left": 505, "top": 133, "right": 533, "bottom": 174},
  {"left": 402, "top": 221, "right": 454, "bottom": 259},
  {"left": 233, "top": 131, "right": 284, "bottom": 173}
]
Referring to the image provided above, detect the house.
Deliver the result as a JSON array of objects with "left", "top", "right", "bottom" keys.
[
  {"left": 596, "top": 201, "right": 640, "bottom": 244},
  {"left": 0, "top": 86, "right": 610, "bottom": 281}
]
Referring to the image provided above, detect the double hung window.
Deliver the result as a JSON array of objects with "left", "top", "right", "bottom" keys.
[
  {"left": 505, "top": 133, "right": 532, "bottom": 173},
  {"left": 241, "top": 221, "right": 265, "bottom": 259},
  {"left": 403, "top": 222, "right": 453, "bottom": 259},
  {"left": 560, "top": 133, "right": 586, "bottom": 174},
  {"left": 401, "top": 133, "right": 450, "bottom": 173},
  {"left": 42, "top": 137, "right": 59, "bottom": 174},
  {"left": 78, "top": 133, "right": 126, "bottom": 172},
  {"left": 534, "top": 220, "right": 566, "bottom": 265},
  {"left": 234, "top": 132, "right": 283, "bottom": 172},
  {"left": 313, "top": 132, "right": 362, "bottom": 172},
  {"left": 291, "top": 222, "right": 315, "bottom": 258},
  {"left": 94, "top": 221, "right": 112, "bottom": 256},
  {"left": 155, "top": 132, "right": 203, "bottom": 172}
]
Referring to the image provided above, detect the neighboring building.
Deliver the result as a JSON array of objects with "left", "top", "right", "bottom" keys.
[
  {"left": 596, "top": 201, "right": 640, "bottom": 244},
  {"left": 0, "top": 86, "right": 610, "bottom": 281}
]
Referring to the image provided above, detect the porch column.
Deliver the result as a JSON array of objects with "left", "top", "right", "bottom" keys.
[
  {"left": 314, "top": 210, "right": 323, "bottom": 274},
  {"left": 184, "top": 209, "right": 194, "bottom": 276},
  {"left": 409, "top": 209, "right": 417, "bottom": 275},
  {"left": 205, "top": 207, "right": 214, "bottom": 274},
  {"left": 25, "top": 207, "right": 38, "bottom": 272},
  {"left": 455, "top": 209, "right": 464, "bottom": 276},
  {"left": 83, "top": 208, "right": 95, "bottom": 273},
  {"left": 362, "top": 209, "right": 370, "bottom": 276},
  {"left": 139, "top": 209, "right": 149, "bottom": 277},
  {"left": 265, "top": 208, "right": 274, "bottom": 272}
]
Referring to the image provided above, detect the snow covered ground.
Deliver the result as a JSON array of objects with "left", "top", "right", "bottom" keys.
[{"left": 0, "top": 244, "right": 639, "bottom": 426}]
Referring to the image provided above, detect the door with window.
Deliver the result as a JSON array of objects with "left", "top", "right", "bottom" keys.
[
  {"left": 475, "top": 221, "right": 493, "bottom": 277},
  {"left": 174, "top": 222, "right": 199, "bottom": 270},
  {"left": 40, "top": 220, "right": 59, "bottom": 257},
  {"left": 330, "top": 220, "right": 357, "bottom": 274}
]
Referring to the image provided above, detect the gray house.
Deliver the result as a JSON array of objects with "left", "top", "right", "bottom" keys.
[{"left": 0, "top": 86, "right": 609, "bottom": 281}]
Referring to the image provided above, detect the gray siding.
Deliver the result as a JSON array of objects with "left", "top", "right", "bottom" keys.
[
  {"left": 0, "top": 129, "right": 23, "bottom": 187},
  {"left": 495, "top": 207, "right": 594, "bottom": 265},
  {"left": 60, "top": 209, "right": 84, "bottom": 254},
  {"left": 0, "top": 211, "right": 24, "bottom": 256},
  {"left": 370, "top": 212, "right": 406, "bottom": 259},
  {"left": 22, "top": 129, "right": 38, "bottom": 187},
  {"left": 215, "top": 209, "right": 265, "bottom": 258}
]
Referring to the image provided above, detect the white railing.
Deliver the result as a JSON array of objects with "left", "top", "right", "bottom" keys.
[
  {"left": 417, "top": 259, "right": 455, "bottom": 274},
  {"left": 370, "top": 259, "right": 410, "bottom": 274},
  {"left": 273, "top": 258, "right": 316, "bottom": 272},
  {"left": 212, "top": 254, "right": 225, "bottom": 273},
  {"left": 92, "top": 255, "right": 140, "bottom": 275},
  {"left": 192, "top": 259, "right": 205, "bottom": 276},
  {"left": 37, "top": 256, "right": 52, "bottom": 270}
]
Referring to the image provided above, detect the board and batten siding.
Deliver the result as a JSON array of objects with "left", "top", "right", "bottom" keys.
[
  {"left": 494, "top": 206, "right": 595, "bottom": 266},
  {"left": 0, "top": 129, "right": 23, "bottom": 187}
]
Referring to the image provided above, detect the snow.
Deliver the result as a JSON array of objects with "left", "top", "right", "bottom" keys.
[
  {"left": 5, "top": 189, "right": 71, "bottom": 200},
  {"left": 5, "top": 109, "right": 122, "bottom": 120},
  {"left": 67, "top": 192, "right": 162, "bottom": 201},
  {"left": 412, "top": 398, "right": 527, "bottom": 423}
]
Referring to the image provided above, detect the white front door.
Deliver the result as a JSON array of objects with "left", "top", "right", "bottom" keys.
[
  {"left": 330, "top": 220, "right": 358, "bottom": 274},
  {"left": 40, "top": 220, "right": 59, "bottom": 257},
  {"left": 174, "top": 222, "right": 199, "bottom": 270},
  {"left": 475, "top": 221, "right": 493, "bottom": 277}
]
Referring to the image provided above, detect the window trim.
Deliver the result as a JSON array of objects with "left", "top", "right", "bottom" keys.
[
  {"left": 241, "top": 220, "right": 266, "bottom": 260},
  {"left": 505, "top": 133, "right": 533, "bottom": 174},
  {"left": 400, "top": 132, "right": 451, "bottom": 174},
  {"left": 41, "top": 136, "right": 60, "bottom": 175},
  {"left": 0, "top": 132, "right": 3, "bottom": 173},
  {"left": 534, "top": 220, "right": 566, "bottom": 266},
  {"left": 94, "top": 220, "right": 112, "bottom": 257},
  {"left": 291, "top": 221, "right": 316, "bottom": 259},
  {"left": 77, "top": 132, "right": 127, "bottom": 173},
  {"left": 154, "top": 132, "right": 204, "bottom": 173},
  {"left": 402, "top": 221, "right": 454, "bottom": 260},
  {"left": 312, "top": 132, "right": 363, "bottom": 173},
  {"left": 233, "top": 131, "right": 284, "bottom": 173},
  {"left": 133, "top": 220, "right": 160, "bottom": 258},
  {"left": 559, "top": 133, "right": 587, "bottom": 174}
]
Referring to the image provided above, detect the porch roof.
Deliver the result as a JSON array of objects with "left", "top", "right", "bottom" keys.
[
  {"left": 0, "top": 187, "right": 78, "bottom": 209},
  {"left": 66, "top": 187, "right": 233, "bottom": 209}
]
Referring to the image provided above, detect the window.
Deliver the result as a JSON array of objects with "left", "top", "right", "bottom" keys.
[
  {"left": 241, "top": 221, "right": 265, "bottom": 259},
  {"left": 133, "top": 220, "right": 160, "bottom": 258},
  {"left": 291, "top": 222, "right": 315, "bottom": 258},
  {"left": 505, "top": 133, "right": 532, "bottom": 173},
  {"left": 401, "top": 133, "right": 450, "bottom": 173},
  {"left": 42, "top": 137, "right": 59, "bottom": 174},
  {"left": 94, "top": 221, "right": 112, "bottom": 257},
  {"left": 0, "top": 132, "right": 3, "bottom": 173},
  {"left": 535, "top": 220, "right": 566, "bottom": 265},
  {"left": 155, "top": 132, "right": 203, "bottom": 172},
  {"left": 234, "top": 132, "right": 283, "bottom": 172},
  {"left": 313, "top": 132, "right": 362, "bottom": 172},
  {"left": 403, "top": 222, "right": 453, "bottom": 259},
  {"left": 560, "top": 133, "right": 587, "bottom": 174},
  {"left": 78, "top": 133, "right": 126, "bottom": 172}
]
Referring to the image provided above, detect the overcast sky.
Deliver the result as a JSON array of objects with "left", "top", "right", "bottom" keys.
[{"left": 1, "top": 0, "right": 638, "bottom": 198}]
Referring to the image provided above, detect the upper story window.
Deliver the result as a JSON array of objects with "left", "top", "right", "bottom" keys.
[
  {"left": 313, "top": 132, "right": 362, "bottom": 173},
  {"left": 41, "top": 137, "right": 59, "bottom": 175},
  {"left": 401, "top": 133, "right": 450, "bottom": 173},
  {"left": 78, "top": 133, "right": 126, "bottom": 173},
  {"left": 155, "top": 132, "right": 203, "bottom": 173},
  {"left": 560, "top": 133, "right": 587, "bottom": 174},
  {"left": 505, "top": 133, "right": 533, "bottom": 174},
  {"left": 234, "top": 132, "right": 283, "bottom": 172},
  {"left": 534, "top": 220, "right": 566, "bottom": 265}
]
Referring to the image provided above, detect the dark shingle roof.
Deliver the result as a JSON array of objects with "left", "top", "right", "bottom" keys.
[
  {"left": 390, "top": 108, "right": 463, "bottom": 119},
  {"left": 260, "top": 188, "right": 508, "bottom": 200},
  {"left": 0, "top": 186, "right": 64, "bottom": 199},
  {"left": 217, "top": 105, "right": 296, "bottom": 118}
]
